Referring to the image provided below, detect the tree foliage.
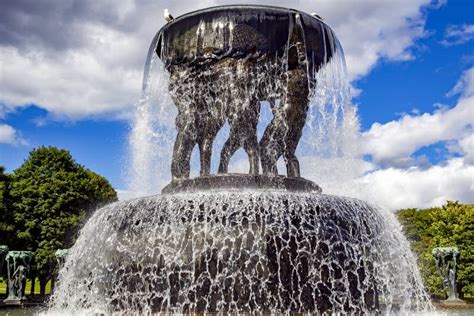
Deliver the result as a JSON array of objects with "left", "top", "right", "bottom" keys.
[
  {"left": 7, "top": 146, "right": 117, "bottom": 292},
  {"left": 396, "top": 201, "right": 474, "bottom": 298},
  {"left": 0, "top": 166, "right": 15, "bottom": 246}
]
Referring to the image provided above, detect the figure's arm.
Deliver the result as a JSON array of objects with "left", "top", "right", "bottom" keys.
[{"left": 12, "top": 266, "right": 20, "bottom": 277}]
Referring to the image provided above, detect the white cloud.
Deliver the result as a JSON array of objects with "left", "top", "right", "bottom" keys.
[
  {"left": 459, "top": 133, "right": 474, "bottom": 164},
  {"left": 448, "top": 132, "right": 474, "bottom": 165},
  {"left": 0, "top": 124, "right": 27, "bottom": 145},
  {"left": 353, "top": 158, "right": 474, "bottom": 210},
  {"left": 298, "top": 153, "right": 473, "bottom": 211},
  {"left": 361, "top": 67, "right": 474, "bottom": 167},
  {"left": 319, "top": 0, "right": 431, "bottom": 80},
  {"left": 361, "top": 96, "right": 474, "bottom": 167},
  {"left": 440, "top": 24, "right": 474, "bottom": 46},
  {"left": 0, "top": 26, "right": 143, "bottom": 119},
  {"left": 0, "top": 0, "right": 437, "bottom": 119},
  {"left": 338, "top": 67, "right": 474, "bottom": 209},
  {"left": 447, "top": 67, "right": 474, "bottom": 97}
]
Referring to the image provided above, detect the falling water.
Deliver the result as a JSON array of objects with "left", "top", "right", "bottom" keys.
[
  {"left": 127, "top": 43, "right": 176, "bottom": 195},
  {"left": 48, "top": 192, "right": 431, "bottom": 314}
]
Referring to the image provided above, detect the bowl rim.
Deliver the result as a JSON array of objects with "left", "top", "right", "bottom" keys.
[{"left": 160, "top": 4, "right": 328, "bottom": 33}]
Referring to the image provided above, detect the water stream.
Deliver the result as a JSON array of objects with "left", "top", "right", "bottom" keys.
[{"left": 48, "top": 192, "right": 432, "bottom": 314}]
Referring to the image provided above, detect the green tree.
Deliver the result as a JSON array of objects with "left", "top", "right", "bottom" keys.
[
  {"left": 397, "top": 207, "right": 444, "bottom": 297},
  {"left": 0, "top": 166, "right": 15, "bottom": 247},
  {"left": 9, "top": 146, "right": 117, "bottom": 295}
]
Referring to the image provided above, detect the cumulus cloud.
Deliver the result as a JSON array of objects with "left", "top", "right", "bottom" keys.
[
  {"left": 0, "top": 0, "right": 438, "bottom": 119},
  {"left": 0, "top": 36, "right": 142, "bottom": 119},
  {"left": 343, "top": 67, "right": 474, "bottom": 209},
  {"left": 0, "top": 124, "right": 27, "bottom": 145},
  {"left": 353, "top": 158, "right": 474, "bottom": 210},
  {"left": 361, "top": 67, "right": 474, "bottom": 168},
  {"left": 447, "top": 67, "right": 474, "bottom": 97},
  {"left": 440, "top": 24, "right": 474, "bottom": 46},
  {"left": 302, "top": 154, "right": 473, "bottom": 211},
  {"left": 361, "top": 96, "right": 474, "bottom": 167},
  {"left": 448, "top": 133, "right": 474, "bottom": 165}
]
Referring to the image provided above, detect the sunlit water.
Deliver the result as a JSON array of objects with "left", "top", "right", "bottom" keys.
[{"left": 48, "top": 191, "right": 432, "bottom": 314}]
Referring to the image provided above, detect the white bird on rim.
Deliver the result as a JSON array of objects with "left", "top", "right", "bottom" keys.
[
  {"left": 164, "top": 9, "right": 174, "bottom": 22},
  {"left": 311, "top": 12, "right": 323, "bottom": 20}
]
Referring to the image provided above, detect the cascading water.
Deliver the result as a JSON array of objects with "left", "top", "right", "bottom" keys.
[
  {"left": 49, "top": 5, "right": 433, "bottom": 315},
  {"left": 48, "top": 193, "right": 430, "bottom": 314}
]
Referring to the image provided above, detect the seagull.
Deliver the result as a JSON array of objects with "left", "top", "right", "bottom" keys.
[
  {"left": 164, "top": 9, "right": 174, "bottom": 22},
  {"left": 311, "top": 12, "right": 323, "bottom": 20}
]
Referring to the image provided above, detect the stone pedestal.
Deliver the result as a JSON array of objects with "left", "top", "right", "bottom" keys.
[
  {"left": 439, "top": 299, "right": 467, "bottom": 306},
  {"left": 162, "top": 174, "right": 322, "bottom": 194},
  {"left": 2, "top": 298, "right": 25, "bottom": 306}
]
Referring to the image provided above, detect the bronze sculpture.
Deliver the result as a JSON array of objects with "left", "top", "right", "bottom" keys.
[
  {"left": 155, "top": 6, "right": 336, "bottom": 188},
  {"left": 4, "top": 251, "right": 33, "bottom": 305},
  {"left": 169, "top": 65, "right": 225, "bottom": 179},
  {"left": 260, "top": 15, "right": 309, "bottom": 177},
  {"left": 432, "top": 247, "right": 464, "bottom": 303}
]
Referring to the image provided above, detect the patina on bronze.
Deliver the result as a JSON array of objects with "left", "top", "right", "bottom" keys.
[{"left": 154, "top": 5, "right": 337, "bottom": 191}]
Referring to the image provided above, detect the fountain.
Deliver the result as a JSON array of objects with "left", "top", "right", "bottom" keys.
[{"left": 49, "top": 5, "right": 432, "bottom": 315}]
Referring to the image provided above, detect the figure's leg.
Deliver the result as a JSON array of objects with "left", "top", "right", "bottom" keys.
[
  {"left": 259, "top": 125, "right": 282, "bottom": 176},
  {"left": 243, "top": 132, "right": 260, "bottom": 175},
  {"left": 171, "top": 129, "right": 195, "bottom": 180},
  {"left": 198, "top": 136, "right": 213, "bottom": 176},
  {"left": 284, "top": 150, "right": 300, "bottom": 178},
  {"left": 218, "top": 126, "right": 240, "bottom": 174},
  {"left": 242, "top": 100, "right": 261, "bottom": 175}
]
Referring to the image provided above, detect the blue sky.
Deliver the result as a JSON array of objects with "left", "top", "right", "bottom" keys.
[
  {"left": 0, "top": 0, "right": 473, "bottom": 209},
  {"left": 356, "top": 1, "right": 472, "bottom": 129}
]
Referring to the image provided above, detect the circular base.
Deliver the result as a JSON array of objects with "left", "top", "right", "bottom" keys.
[
  {"left": 49, "top": 191, "right": 431, "bottom": 314},
  {"left": 436, "top": 299, "right": 468, "bottom": 306},
  {"left": 161, "top": 174, "right": 322, "bottom": 194}
]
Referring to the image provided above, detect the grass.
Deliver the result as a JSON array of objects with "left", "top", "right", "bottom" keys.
[{"left": 0, "top": 278, "right": 51, "bottom": 295}]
